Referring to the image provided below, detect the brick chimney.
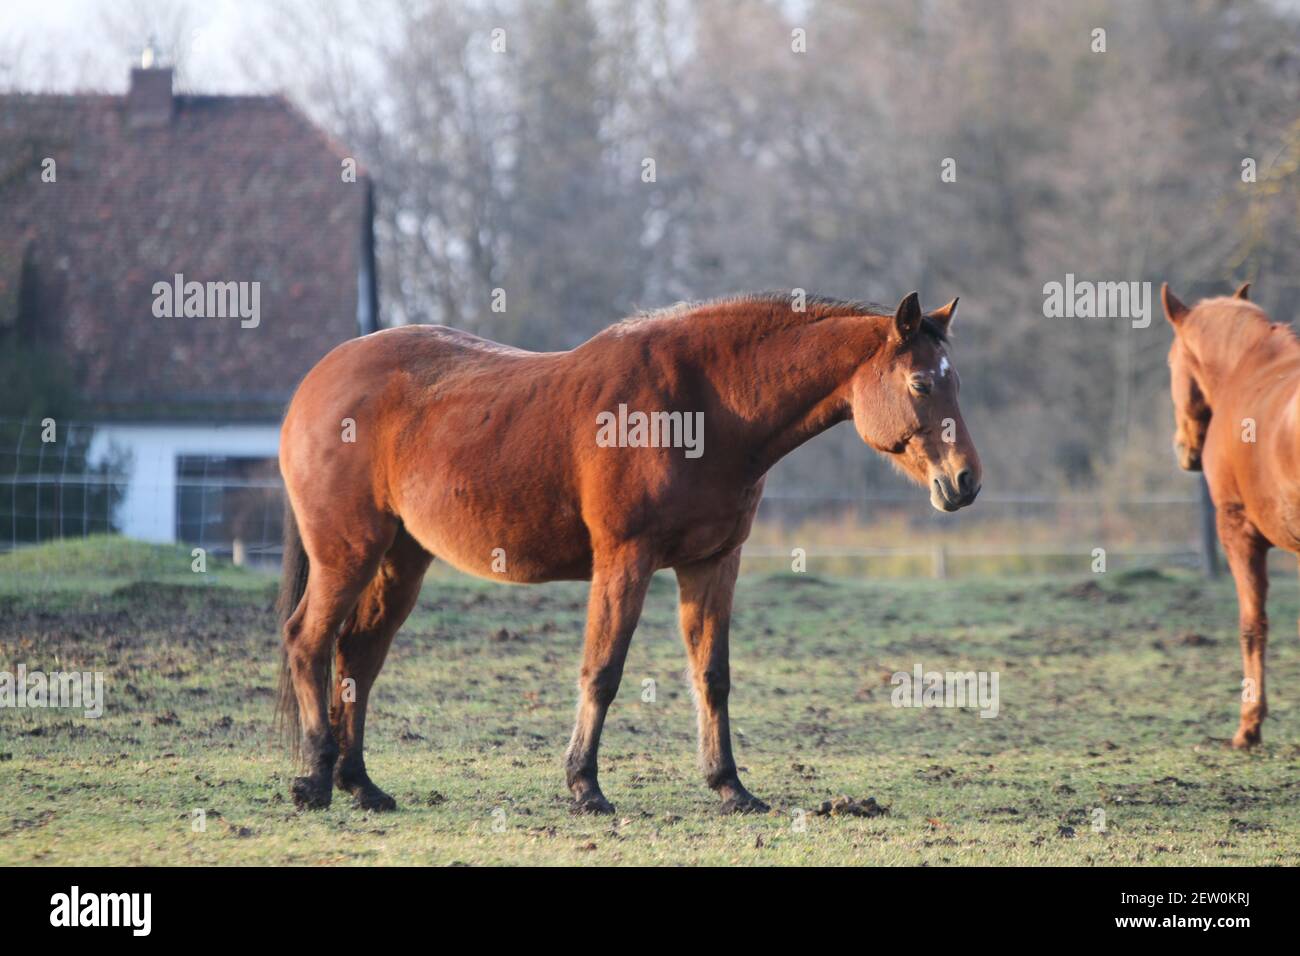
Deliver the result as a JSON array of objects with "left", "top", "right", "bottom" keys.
[{"left": 128, "top": 65, "right": 174, "bottom": 128}]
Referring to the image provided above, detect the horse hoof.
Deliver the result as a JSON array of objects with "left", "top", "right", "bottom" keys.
[
  {"left": 351, "top": 786, "right": 398, "bottom": 812},
  {"left": 291, "top": 776, "right": 333, "bottom": 810},
  {"left": 720, "top": 794, "right": 771, "bottom": 815},
  {"left": 336, "top": 771, "right": 398, "bottom": 812},
  {"left": 1231, "top": 729, "right": 1261, "bottom": 750},
  {"left": 572, "top": 793, "right": 616, "bottom": 815}
]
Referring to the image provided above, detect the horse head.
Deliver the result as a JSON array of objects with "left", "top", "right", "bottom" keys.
[{"left": 848, "top": 292, "right": 982, "bottom": 512}]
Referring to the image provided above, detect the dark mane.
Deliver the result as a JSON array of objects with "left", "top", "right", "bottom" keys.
[
  {"left": 745, "top": 291, "right": 895, "bottom": 317},
  {"left": 614, "top": 291, "right": 948, "bottom": 343}
]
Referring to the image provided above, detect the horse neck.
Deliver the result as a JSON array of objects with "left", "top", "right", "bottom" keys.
[
  {"left": 1189, "top": 308, "right": 1289, "bottom": 396},
  {"left": 691, "top": 309, "right": 888, "bottom": 475}
]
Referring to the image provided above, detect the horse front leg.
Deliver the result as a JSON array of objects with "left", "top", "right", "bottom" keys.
[
  {"left": 675, "top": 549, "right": 769, "bottom": 813},
  {"left": 1218, "top": 508, "right": 1269, "bottom": 748},
  {"left": 564, "top": 544, "right": 653, "bottom": 814}
]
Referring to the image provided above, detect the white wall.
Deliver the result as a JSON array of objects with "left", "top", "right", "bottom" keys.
[{"left": 87, "top": 422, "right": 281, "bottom": 542}]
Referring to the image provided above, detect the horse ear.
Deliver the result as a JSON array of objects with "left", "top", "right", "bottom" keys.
[
  {"left": 1161, "top": 283, "right": 1189, "bottom": 327},
  {"left": 1234, "top": 282, "right": 1251, "bottom": 301},
  {"left": 926, "top": 297, "right": 959, "bottom": 335},
  {"left": 893, "top": 291, "right": 922, "bottom": 344}
]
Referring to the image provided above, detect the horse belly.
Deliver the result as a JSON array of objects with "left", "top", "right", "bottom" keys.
[{"left": 402, "top": 494, "right": 593, "bottom": 583}]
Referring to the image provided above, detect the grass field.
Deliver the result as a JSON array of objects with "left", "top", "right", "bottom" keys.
[{"left": 2, "top": 537, "right": 1299, "bottom": 866}]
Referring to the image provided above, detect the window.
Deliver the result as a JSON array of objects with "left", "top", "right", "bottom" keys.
[{"left": 175, "top": 455, "right": 282, "bottom": 562}]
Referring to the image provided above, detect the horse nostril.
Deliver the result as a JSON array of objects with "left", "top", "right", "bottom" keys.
[{"left": 956, "top": 470, "right": 973, "bottom": 495}]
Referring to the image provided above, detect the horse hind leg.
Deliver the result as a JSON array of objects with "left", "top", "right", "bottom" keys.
[
  {"left": 331, "top": 528, "right": 432, "bottom": 811},
  {"left": 283, "top": 516, "right": 396, "bottom": 810}
]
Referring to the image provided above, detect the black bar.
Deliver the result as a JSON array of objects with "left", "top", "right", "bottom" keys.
[{"left": 0, "top": 866, "right": 1277, "bottom": 940}]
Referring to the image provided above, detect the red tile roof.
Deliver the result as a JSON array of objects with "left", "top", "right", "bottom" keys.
[{"left": 0, "top": 71, "right": 372, "bottom": 420}]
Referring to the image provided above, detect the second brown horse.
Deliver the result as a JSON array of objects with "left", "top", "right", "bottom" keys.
[
  {"left": 1164, "top": 281, "right": 1300, "bottom": 748},
  {"left": 276, "top": 292, "right": 981, "bottom": 814}
]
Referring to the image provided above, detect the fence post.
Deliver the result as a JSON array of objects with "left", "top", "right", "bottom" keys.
[{"left": 1199, "top": 475, "right": 1219, "bottom": 579}]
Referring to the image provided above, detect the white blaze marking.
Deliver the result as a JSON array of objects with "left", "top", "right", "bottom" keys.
[{"left": 938, "top": 355, "right": 951, "bottom": 377}]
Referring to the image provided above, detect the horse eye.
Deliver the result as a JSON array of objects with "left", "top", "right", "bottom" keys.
[{"left": 910, "top": 376, "right": 932, "bottom": 396}]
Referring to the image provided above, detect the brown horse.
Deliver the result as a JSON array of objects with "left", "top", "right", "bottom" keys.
[
  {"left": 1163, "top": 281, "right": 1294, "bottom": 748},
  {"left": 275, "top": 291, "right": 982, "bottom": 814}
]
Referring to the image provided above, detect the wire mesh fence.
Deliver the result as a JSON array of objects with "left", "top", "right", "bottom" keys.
[
  {"left": 750, "top": 488, "right": 1219, "bottom": 578},
  {"left": 3, "top": 418, "right": 127, "bottom": 548},
  {"left": 0, "top": 418, "right": 285, "bottom": 566},
  {"left": 0, "top": 417, "right": 1224, "bottom": 577}
]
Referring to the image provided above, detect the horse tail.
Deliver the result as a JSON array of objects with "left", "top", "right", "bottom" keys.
[{"left": 275, "top": 495, "right": 309, "bottom": 759}]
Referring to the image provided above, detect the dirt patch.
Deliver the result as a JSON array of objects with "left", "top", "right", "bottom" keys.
[
  {"left": 1113, "top": 568, "right": 1172, "bottom": 586},
  {"left": 815, "top": 795, "right": 889, "bottom": 818},
  {"left": 0, "top": 583, "right": 273, "bottom": 652},
  {"left": 2, "top": 810, "right": 56, "bottom": 837},
  {"left": 766, "top": 572, "right": 836, "bottom": 589},
  {"left": 1058, "top": 580, "right": 1128, "bottom": 603},
  {"left": 1229, "top": 818, "right": 1268, "bottom": 833}
]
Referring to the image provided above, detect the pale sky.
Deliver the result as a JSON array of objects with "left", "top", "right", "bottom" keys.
[
  {"left": 0, "top": 0, "right": 271, "bottom": 93},
  {"left": 6, "top": 0, "right": 1300, "bottom": 98}
]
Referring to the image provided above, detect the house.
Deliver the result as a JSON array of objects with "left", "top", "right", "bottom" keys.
[{"left": 0, "top": 62, "right": 377, "bottom": 555}]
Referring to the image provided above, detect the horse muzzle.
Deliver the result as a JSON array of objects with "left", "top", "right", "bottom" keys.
[
  {"left": 1174, "top": 441, "right": 1202, "bottom": 472},
  {"left": 930, "top": 471, "right": 980, "bottom": 513}
]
